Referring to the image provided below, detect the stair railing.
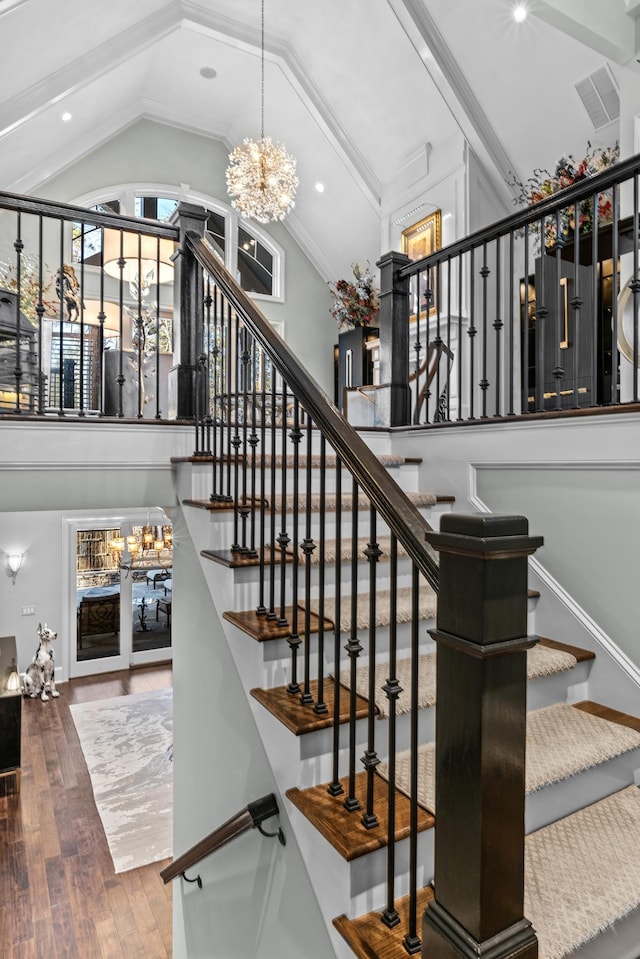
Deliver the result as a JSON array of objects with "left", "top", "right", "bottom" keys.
[
  {"left": 160, "top": 792, "right": 285, "bottom": 887},
  {"left": 376, "top": 152, "right": 640, "bottom": 427},
  {"left": 177, "top": 214, "right": 528, "bottom": 959},
  {"left": 181, "top": 220, "right": 440, "bottom": 948}
]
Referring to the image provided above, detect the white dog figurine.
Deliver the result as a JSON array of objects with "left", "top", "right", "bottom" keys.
[{"left": 23, "top": 623, "right": 60, "bottom": 701}]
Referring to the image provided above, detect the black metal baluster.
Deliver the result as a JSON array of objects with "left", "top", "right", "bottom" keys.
[
  {"left": 328, "top": 453, "right": 344, "bottom": 795},
  {"left": 572, "top": 201, "right": 581, "bottom": 409},
  {"left": 413, "top": 277, "right": 423, "bottom": 423},
  {"left": 536, "top": 214, "right": 546, "bottom": 412},
  {"left": 12, "top": 212, "right": 23, "bottom": 413},
  {"left": 35, "top": 216, "right": 45, "bottom": 414},
  {"left": 361, "top": 507, "right": 381, "bottom": 829},
  {"left": 116, "top": 230, "right": 125, "bottom": 418},
  {"left": 136, "top": 233, "right": 144, "bottom": 419},
  {"left": 78, "top": 229, "right": 86, "bottom": 416},
  {"left": 468, "top": 248, "right": 476, "bottom": 420},
  {"left": 210, "top": 285, "right": 221, "bottom": 500},
  {"left": 154, "top": 237, "right": 162, "bottom": 420},
  {"left": 300, "top": 418, "right": 315, "bottom": 705},
  {"left": 382, "top": 534, "right": 400, "bottom": 928},
  {"left": 200, "top": 277, "right": 212, "bottom": 453},
  {"left": 313, "top": 436, "right": 328, "bottom": 714},
  {"left": 445, "top": 254, "right": 452, "bottom": 421},
  {"left": 633, "top": 174, "right": 640, "bottom": 401},
  {"left": 494, "top": 238, "right": 503, "bottom": 416},
  {"left": 480, "top": 243, "right": 489, "bottom": 418},
  {"left": 287, "top": 399, "right": 302, "bottom": 695},
  {"left": 432, "top": 264, "right": 442, "bottom": 423},
  {"left": 276, "top": 381, "right": 290, "bottom": 626},
  {"left": 57, "top": 219, "right": 65, "bottom": 415},
  {"left": 237, "top": 326, "right": 251, "bottom": 552},
  {"left": 591, "top": 202, "right": 599, "bottom": 407},
  {"left": 522, "top": 224, "right": 530, "bottom": 413},
  {"left": 266, "top": 367, "right": 278, "bottom": 619},
  {"left": 230, "top": 314, "right": 242, "bottom": 551},
  {"left": 611, "top": 185, "right": 620, "bottom": 405},
  {"left": 403, "top": 565, "right": 421, "bottom": 955},
  {"left": 256, "top": 353, "right": 268, "bottom": 616},
  {"left": 553, "top": 208, "right": 564, "bottom": 411},
  {"left": 247, "top": 333, "right": 259, "bottom": 558},
  {"left": 457, "top": 252, "right": 464, "bottom": 421},
  {"left": 344, "top": 477, "right": 361, "bottom": 812},
  {"left": 224, "top": 299, "right": 233, "bottom": 502},
  {"left": 508, "top": 230, "right": 515, "bottom": 415}
]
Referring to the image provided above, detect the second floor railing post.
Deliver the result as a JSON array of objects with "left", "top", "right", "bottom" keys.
[
  {"left": 376, "top": 250, "right": 411, "bottom": 426},
  {"left": 170, "top": 202, "right": 208, "bottom": 419},
  {"left": 423, "top": 514, "right": 542, "bottom": 959}
]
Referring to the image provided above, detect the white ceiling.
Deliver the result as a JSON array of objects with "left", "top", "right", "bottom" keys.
[{"left": 0, "top": 0, "right": 633, "bottom": 279}]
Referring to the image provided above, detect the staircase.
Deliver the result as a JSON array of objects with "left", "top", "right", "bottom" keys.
[{"left": 173, "top": 444, "right": 640, "bottom": 959}]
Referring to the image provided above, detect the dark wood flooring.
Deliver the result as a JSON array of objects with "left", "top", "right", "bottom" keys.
[{"left": 0, "top": 664, "right": 173, "bottom": 959}]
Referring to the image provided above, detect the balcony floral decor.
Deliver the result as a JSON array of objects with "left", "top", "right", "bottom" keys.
[
  {"left": 508, "top": 142, "right": 620, "bottom": 250},
  {"left": 329, "top": 262, "right": 380, "bottom": 330}
]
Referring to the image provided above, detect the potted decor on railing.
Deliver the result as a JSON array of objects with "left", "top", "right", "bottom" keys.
[
  {"left": 330, "top": 262, "right": 380, "bottom": 405},
  {"left": 508, "top": 142, "right": 620, "bottom": 254}
]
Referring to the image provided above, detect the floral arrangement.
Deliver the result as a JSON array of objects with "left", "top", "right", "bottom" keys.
[
  {"left": 0, "top": 254, "right": 58, "bottom": 323},
  {"left": 508, "top": 142, "right": 620, "bottom": 248},
  {"left": 329, "top": 262, "right": 380, "bottom": 330}
]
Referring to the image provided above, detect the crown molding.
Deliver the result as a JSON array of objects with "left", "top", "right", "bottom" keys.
[{"left": 0, "top": 0, "right": 28, "bottom": 16}]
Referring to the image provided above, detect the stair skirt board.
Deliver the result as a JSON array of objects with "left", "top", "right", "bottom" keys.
[
  {"left": 377, "top": 701, "right": 640, "bottom": 815},
  {"left": 336, "top": 643, "right": 578, "bottom": 719}
]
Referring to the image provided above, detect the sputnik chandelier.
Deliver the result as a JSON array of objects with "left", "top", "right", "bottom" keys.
[{"left": 226, "top": 0, "right": 298, "bottom": 223}]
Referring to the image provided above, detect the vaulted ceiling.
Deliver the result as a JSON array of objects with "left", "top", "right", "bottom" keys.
[{"left": 0, "top": 0, "right": 633, "bottom": 278}]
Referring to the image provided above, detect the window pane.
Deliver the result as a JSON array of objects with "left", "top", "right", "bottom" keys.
[
  {"left": 72, "top": 201, "right": 120, "bottom": 265},
  {"left": 135, "top": 197, "right": 178, "bottom": 221},
  {"left": 237, "top": 227, "right": 273, "bottom": 295},
  {"left": 205, "top": 210, "right": 226, "bottom": 256}
]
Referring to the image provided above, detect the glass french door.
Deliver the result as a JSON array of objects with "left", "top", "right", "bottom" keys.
[{"left": 71, "top": 516, "right": 172, "bottom": 677}]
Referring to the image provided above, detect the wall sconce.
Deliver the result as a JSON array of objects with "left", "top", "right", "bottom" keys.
[{"left": 6, "top": 553, "right": 24, "bottom": 586}]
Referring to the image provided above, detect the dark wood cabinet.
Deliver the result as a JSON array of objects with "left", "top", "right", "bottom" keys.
[{"left": 0, "top": 635, "right": 22, "bottom": 793}]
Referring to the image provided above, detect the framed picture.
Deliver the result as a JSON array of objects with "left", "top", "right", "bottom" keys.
[{"left": 401, "top": 210, "right": 442, "bottom": 318}]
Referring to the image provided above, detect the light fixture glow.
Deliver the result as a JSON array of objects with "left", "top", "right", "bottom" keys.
[
  {"left": 6, "top": 553, "right": 24, "bottom": 585},
  {"left": 315, "top": 182, "right": 325, "bottom": 193},
  {"left": 226, "top": 0, "right": 298, "bottom": 223},
  {"left": 62, "top": 111, "right": 72, "bottom": 122},
  {"left": 513, "top": 3, "right": 527, "bottom": 22}
]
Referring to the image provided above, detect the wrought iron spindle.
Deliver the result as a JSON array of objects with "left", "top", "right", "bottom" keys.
[
  {"left": 403, "top": 565, "right": 421, "bottom": 955},
  {"left": 276, "top": 380, "right": 290, "bottom": 626},
  {"left": 247, "top": 334, "right": 259, "bottom": 557},
  {"left": 36, "top": 215, "right": 45, "bottom": 414},
  {"left": 116, "top": 229, "right": 126, "bottom": 418},
  {"left": 468, "top": 247, "right": 476, "bottom": 420},
  {"left": 553, "top": 208, "right": 564, "bottom": 412},
  {"left": 266, "top": 367, "right": 278, "bottom": 619},
  {"left": 256, "top": 353, "right": 268, "bottom": 616},
  {"left": 210, "top": 284, "right": 222, "bottom": 498},
  {"left": 300, "top": 418, "right": 315, "bottom": 705},
  {"left": 230, "top": 315, "right": 242, "bottom": 551},
  {"left": 224, "top": 300, "right": 233, "bottom": 501},
  {"left": 457, "top": 251, "right": 464, "bottom": 421},
  {"left": 494, "top": 238, "right": 503, "bottom": 416},
  {"left": 536, "top": 214, "right": 546, "bottom": 411},
  {"left": 344, "top": 476, "right": 362, "bottom": 812},
  {"left": 522, "top": 224, "right": 530, "bottom": 413},
  {"left": 572, "top": 201, "right": 581, "bottom": 410},
  {"left": 237, "top": 326, "right": 251, "bottom": 553},
  {"left": 445, "top": 254, "right": 452, "bottom": 421},
  {"left": 381, "top": 535, "right": 400, "bottom": 928},
  {"left": 328, "top": 452, "right": 343, "bottom": 795},
  {"left": 508, "top": 230, "right": 515, "bottom": 415},
  {"left": 57, "top": 219, "right": 65, "bottom": 415},
  {"left": 313, "top": 435, "right": 328, "bottom": 714},
  {"left": 611, "top": 185, "right": 620, "bottom": 405},
  {"left": 479, "top": 242, "right": 489, "bottom": 418},
  {"left": 12, "top": 212, "right": 23, "bottom": 413},
  {"left": 287, "top": 398, "right": 302, "bottom": 695},
  {"left": 633, "top": 174, "right": 640, "bottom": 400},
  {"left": 361, "top": 507, "right": 381, "bottom": 829}
]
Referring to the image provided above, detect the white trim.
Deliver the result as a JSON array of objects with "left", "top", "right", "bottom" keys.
[
  {"left": 1, "top": 461, "right": 172, "bottom": 472},
  {"left": 472, "top": 459, "right": 640, "bottom": 472}
]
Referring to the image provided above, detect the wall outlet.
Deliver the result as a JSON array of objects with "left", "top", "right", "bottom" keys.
[{"left": 21, "top": 605, "right": 35, "bottom": 616}]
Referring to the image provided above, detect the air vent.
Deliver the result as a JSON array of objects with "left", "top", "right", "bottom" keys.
[{"left": 575, "top": 65, "right": 620, "bottom": 129}]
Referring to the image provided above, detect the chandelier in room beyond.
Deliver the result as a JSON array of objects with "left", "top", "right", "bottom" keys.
[{"left": 226, "top": 0, "right": 298, "bottom": 224}]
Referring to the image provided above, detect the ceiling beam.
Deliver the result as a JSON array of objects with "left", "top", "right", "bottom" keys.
[{"left": 386, "top": 0, "right": 516, "bottom": 200}]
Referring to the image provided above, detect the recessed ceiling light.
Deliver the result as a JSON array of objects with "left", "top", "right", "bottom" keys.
[
  {"left": 199, "top": 66, "right": 217, "bottom": 79},
  {"left": 61, "top": 112, "right": 72, "bottom": 122},
  {"left": 513, "top": 3, "right": 527, "bottom": 22},
  {"left": 315, "top": 182, "right": 325, "bottom": 193}
]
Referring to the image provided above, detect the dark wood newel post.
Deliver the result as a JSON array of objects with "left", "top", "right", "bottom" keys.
[
  {"left": 422, "top": 514, "right": 543, "bottom": 959},
  {"left": 376, "top": 250, "right": 411, "bottom": 426},
  {"left": 169, "top": 202, "right": 208, "bottom": 419}
]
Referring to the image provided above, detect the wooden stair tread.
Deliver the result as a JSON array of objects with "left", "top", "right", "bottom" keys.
[
  {"left": 250, "top": 678, "right": 368, "bottom": 734},
  {"left": 333, "top": 886, "right": 435, "bottom": 959},
  {"left": 201, "top": 546, "right": 285, "bottom": 568},
  {"left": 286, "top": 771, "right": 434, "bottom": 861},
  {"left": 182, "top": 497, "right": 264, "bottom": 512},
  {"left": 537, "top": 635, "right": 595, "bottom": 663},
  {"left": 573, "top": 700, "right": 640, "bottom": 733},
  {"left": 224, "top": 606, "right": 332, "bottom": 641}
]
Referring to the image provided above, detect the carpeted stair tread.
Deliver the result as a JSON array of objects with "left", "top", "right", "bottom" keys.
[
  {"left": 306, "top": 584, "right": 437, "bottom": 633},
  {"left": 377, "top": 701, "right": 640, "bottom": 815},
  {"left": 339, "top": 641, "right": 578, "bottom": 718},
  {"left": 526, "top": 785, "right": 640, "bottom": 959}
]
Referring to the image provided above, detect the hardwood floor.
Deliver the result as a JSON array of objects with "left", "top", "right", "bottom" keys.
[{"left": 0, "top": 664, "right": 173, "bottom": 959}]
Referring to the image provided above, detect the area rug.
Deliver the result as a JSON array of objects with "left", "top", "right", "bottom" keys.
[
  {"left": 338, "top": 644, "right": 577, "bottom": 719},
  {"left": 70, "top": 687, "right": 173, "bottom": 873},
  {"left": 377, "top": 702, "right": 640, "bottom": 814},
  {"left": 525, "top": 785, "right": 640, "bottom": 959}
]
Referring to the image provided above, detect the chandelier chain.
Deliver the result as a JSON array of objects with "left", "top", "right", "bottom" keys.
[{"left": 261, "top": 0, "right": 265, "bottom": 140}]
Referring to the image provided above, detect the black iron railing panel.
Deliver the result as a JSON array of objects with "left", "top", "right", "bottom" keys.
[{"left": 0, "top": 191, "right": 179, "bottom": 419}]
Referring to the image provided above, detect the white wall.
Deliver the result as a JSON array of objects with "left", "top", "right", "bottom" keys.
[
  {"left": 389, "top": 412, "right": 640, "bottom": 672},
  {"left": 170, "top": 505, "right": 336, "bottom": 959},
  {"left": 37, "top": 118, "right": 337, "bottom": 395}
]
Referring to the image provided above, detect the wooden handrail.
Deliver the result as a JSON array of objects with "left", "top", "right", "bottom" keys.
[
  {"left": 186, "top": 233, "right": 440, "bottom": 591},
  {"left": 160, "top": 793, "right": 285, "bottom": 885}
]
